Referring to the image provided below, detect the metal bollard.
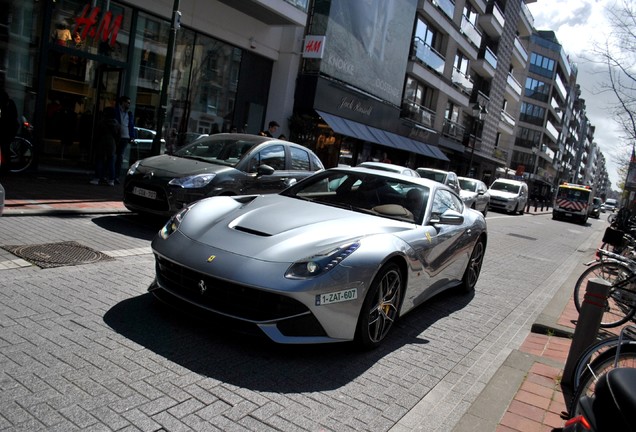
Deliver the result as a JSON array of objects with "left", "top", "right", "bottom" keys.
[
  {"left": 560, "top": 278, "right": 611, "bottom": 410},
  {"left": 534, "top": 200, "right": 538, "bottom": 212},
  {"left": 540, "top": 200, "right": 545, "bottom": 211}
]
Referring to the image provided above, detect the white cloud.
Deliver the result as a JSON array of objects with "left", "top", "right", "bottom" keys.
[{"left": 527, "top": 0, "right": 626, "bottom": 189}]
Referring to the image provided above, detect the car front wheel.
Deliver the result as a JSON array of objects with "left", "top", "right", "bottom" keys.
[
  {"left": 355, "top": 263, "right": 402, "bottom": 349},
  {"left": 460, "top": 239, "right": 485, "bottom": 293}
]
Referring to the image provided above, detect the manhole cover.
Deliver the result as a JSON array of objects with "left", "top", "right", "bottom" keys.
[{"left": 2, "top": 241, "right": 114, "bottom": 269}]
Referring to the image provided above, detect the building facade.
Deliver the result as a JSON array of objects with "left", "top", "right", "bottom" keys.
[{"left": 1, "top": 0, "right": 610, "bottom": 192}]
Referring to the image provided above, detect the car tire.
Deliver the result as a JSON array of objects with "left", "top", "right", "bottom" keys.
[
  {"left": 459, "top": 239, "right": 485, "bottom": 293},
  {"left": 481, "top": 206, "right": 488, "bottom": 217},
  {"left": 518, "top": 203, "right": 524, "bottom": 215},
  {"left": 355, "top": 262, "right": 402, "bottom": 349}
]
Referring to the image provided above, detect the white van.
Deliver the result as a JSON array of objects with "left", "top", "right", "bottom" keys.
[{"left": 488, "top": 179, "right": 529, "bottom": 214}]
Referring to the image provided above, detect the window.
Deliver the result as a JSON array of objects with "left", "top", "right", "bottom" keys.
[
  {"left": 515, "top": 126, "right": 542, "bottom": 148},
  {"left": 432, "top": 190, "right": 463, "bottom": 217},
  {"left": 249, "top": 145, "right": 285, "bottom": 172},
  {"left": 520, "top": 102, "right": 545, "bottom": 126},
  {"left": 529, "top": 53, "right": 555, "bottom": 78},
  {"left": 525, "top": 77, "right": 550, "bottom": 102},
  {"left": 290, "top": 146, "right": 310, "bottom": 171}
]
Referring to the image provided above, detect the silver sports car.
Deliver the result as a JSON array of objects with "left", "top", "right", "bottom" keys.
[{"left": 149, "top": 167, "right": 487, "bottom": 347}]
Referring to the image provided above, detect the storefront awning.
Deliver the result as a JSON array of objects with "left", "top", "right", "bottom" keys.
[{"left": 316, "top": 111, "right": 449, "bottom": 162}]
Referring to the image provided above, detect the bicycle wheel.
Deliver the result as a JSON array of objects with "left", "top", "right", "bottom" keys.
[
  {"left": 568, "top": 343, "right": 636, "bottom": 416},
  {"left": 9, "top": 136, "right": 34, "bottom": 173},
  {"left": 569, "top": 336, "right": 621, "bottom": 391},
  {"left": 573, "top": 261, "right": 636, "bottom": 328}
]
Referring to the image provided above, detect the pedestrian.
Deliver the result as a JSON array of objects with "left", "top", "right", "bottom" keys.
[
  {"left": 261, "top": 120, "right": 279, "bottom": 137},
  {"left": 90, "top": 107, "right": 119, "bottom": 186},
  {"left": 0, "top": 91, "right": 20, "bottom": 174},
  {"left": 113, "top": 95, "right": 136, "bottom": 183}
]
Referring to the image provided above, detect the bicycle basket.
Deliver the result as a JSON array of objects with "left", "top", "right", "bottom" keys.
[{"left": 602, "top": 226, "right": 625, "bottom": 247}]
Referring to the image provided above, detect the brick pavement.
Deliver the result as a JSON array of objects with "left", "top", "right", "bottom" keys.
[{"left": 1, "top": 167, "right": 609, "bottom": 432}]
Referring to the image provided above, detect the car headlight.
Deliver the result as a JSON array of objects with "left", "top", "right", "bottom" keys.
[
  {"left": 169, "top": 173, "right": 216, "bottom": 188},
  {"left": 159, "top": 207, "right": 190, "bottom": 239},
  {"left": 127, "top": 160, "right": 141, "bottom": 176},
  {"left": 285, "top": 242, "right": 360, "bottom": 279}
]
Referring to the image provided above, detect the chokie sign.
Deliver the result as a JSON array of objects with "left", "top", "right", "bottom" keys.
[{"left": 73, "top": 4, "right": 123, "bottom": 48}]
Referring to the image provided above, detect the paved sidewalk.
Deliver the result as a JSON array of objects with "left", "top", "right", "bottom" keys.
[{"left": 1, "top": 168, "right": 128, "bottom": 215}]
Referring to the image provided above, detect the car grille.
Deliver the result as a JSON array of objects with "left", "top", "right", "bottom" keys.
[
  {"left": 155, "top": 255, "right": 310, "bottom": 322},
  {"left": 124, "top": 181, "right": 170, "bottom": 212}
]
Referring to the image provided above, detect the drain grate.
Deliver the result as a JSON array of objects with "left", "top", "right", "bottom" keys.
[{"left": 2, "top": 241, "right": 114, "bottom": 269}]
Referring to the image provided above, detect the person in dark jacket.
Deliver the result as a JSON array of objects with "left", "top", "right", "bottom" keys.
[{"left": 90, "top": 107, "right": 119, "bottom": 186}]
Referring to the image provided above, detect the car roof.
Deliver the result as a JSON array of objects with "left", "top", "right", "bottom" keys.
[
  {"left": 357, "top": 161, "right": 419, "bottom": 174},
  {"left": 492, "top": 178, "right": 526, "bottom": 185}
]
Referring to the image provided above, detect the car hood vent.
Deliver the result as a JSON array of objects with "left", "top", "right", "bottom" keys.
[{"left": 233, "top": 225, "right": 272, "bottom": 237}]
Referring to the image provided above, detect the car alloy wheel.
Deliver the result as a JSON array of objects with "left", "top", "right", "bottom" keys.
[
  {"left": 356, "top": 263, "right": 402, "bottom": 348},
  {"left": 461, "top": 240, "right": 485, "bottom": 292}
]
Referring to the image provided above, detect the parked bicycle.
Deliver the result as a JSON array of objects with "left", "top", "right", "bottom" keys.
[
  {"left": 566, "top": 325, "right": 636, "bottom": 418},
  {"left": 573, "top": 246, "right": 636, "bottom": 327},
  {"left": 0, "top": 117, "right": 35, "bottom": 173}
]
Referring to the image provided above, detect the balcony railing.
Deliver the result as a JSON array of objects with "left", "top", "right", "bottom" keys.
[
  {"left": 461, "top": 15, "right": 482, "bottom": 47},
  {"left": 401, "top": 99, "right": 436, "bottom": 129},
  {"left": 500, "top": 109, "right": 515, "bottom": 128},
  {"left": 452, "top": 68, "right": 474, "bottom": 94},
  {"left": 442, "top": 118, "right": 466, "bottom": 141},
  {"left": 284, "top": 0, "right": 309, "bottom": 12},
  {"left": 490, "top": 2, "right": 505, "bottom": 28},
  {"left": 483, "top": 46, "right": 497, "bottom": 69},
  {"left": 506, "top": 73, "right": 522, "bottom": 96},
  {"left": 514, "top": 37, "right": 528, "bottom": 63},
  {"left": 432, "top": 0, "right": 455, "bottom": 20},
  {"left": 412, "top": 37, "right": 445, "bottom": 74}
]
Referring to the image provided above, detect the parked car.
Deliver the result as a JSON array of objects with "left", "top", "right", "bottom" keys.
[
  {"left": 149, "top": 166, "right": 487, "bottom": 347},
  {"left": 458, "top": 176, "right": 490, "bottom": 216},
  {"left": 0, "top": 183, "right": 4, "bottom": 216},
  {"left": 357, "top": 161, "right": 420, "bottom": 177},
  {"left": 128, "top": 127, "right": 167, "bottom": 164},
  {"left": 416, "top": 167, "right": 460, "bottom": 193},
  {"left": 488, "top": 178, "right": 528, "bottom": 214},
  {"left": 123, "top": 133, "right": 324, "bottom": 217}
]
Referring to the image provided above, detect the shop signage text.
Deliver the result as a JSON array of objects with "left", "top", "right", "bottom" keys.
[
  {"left": 303, "top": 35, "right": 326, "bottom": 59},
  {"left": 74, "top": 4, "right": 123, "bottom": 48},
  {"left": 338, "top": 97, "right": 373, "bottom": 116}
]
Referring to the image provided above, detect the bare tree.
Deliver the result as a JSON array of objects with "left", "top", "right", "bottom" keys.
[{"left": 594, "top": 1, "right": 636, "bottom": 147}]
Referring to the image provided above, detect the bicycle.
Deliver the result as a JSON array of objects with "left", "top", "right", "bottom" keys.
[
  {"left": 573, "top": 248, "right": 636, "bottom": 327},
  {"left": 567, "top": 325, "right": 636, "bottom": 416},
  {"left": 1, "top": 136, "right": 34, "bottom": 173}
]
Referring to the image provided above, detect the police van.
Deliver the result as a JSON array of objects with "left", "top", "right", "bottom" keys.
[{"left": 552, "top": 182, "right": 593, "bottom": 224}]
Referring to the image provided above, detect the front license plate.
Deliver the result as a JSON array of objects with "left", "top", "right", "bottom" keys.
[
  {"left": 133, "top": 186, "right": 157, "bottom": 200},
  {"left": 316, "top": 288, "right": 357, "bottom": 306}
]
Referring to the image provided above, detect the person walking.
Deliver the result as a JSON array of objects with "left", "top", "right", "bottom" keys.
[
  {"left": 90, "top": 107, "right": 119, "bottom": 186},
  {"left": 113, "top": 95, "right": 136, "bottom": 183},
  {"left": 0, "top": 91, "right": 19, "bottom": 174}
]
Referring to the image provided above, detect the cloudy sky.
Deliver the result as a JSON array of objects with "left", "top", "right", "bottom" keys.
[{"left": 526, "top": 0, "right": 628, "bottom": 189}]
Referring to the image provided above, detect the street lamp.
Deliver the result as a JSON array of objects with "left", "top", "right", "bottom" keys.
[
  {"left": 531, "top": 146, "right": 538, "bottom": 177},
  {"left": 467, "top": 103, "right": 488, "bottom": 177}
]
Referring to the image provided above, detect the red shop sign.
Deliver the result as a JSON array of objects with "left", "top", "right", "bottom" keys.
[{"left": 73, "top": 4, "right": 123, "bottom": 48}]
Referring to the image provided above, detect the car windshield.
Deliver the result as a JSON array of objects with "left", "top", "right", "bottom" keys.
[
  {"left": 459, "top": 179, "right": 477, "bottom": 192},
  {"left": 282, "top": 170, "right": 430, "bottom": 224},
  {"left": 174, "top": 136, "right": 257, "bottom": 167},
  {"left": 417, "top": 169, "right": 446, "bottom": 183},
  {"left": 593, "top": 197, "right": 602, "bottom": 206},
  {"left": 557, "top": 188, "right": 590, "bottom": 202},
  {"left": 490, "top": 182, "right": 520, "bottom": 194}
]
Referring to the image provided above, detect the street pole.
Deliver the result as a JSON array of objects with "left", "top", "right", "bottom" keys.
[{"left": 152, "top": 0, "right": 181, "bottom": 156}]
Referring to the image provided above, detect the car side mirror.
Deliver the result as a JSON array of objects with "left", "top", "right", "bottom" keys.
[
  {"left": 257, "top": 164, "right": 275, "bottom": 176},
  {"left": 430, "top": 209, "right": 464, "bottom": 225}
]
